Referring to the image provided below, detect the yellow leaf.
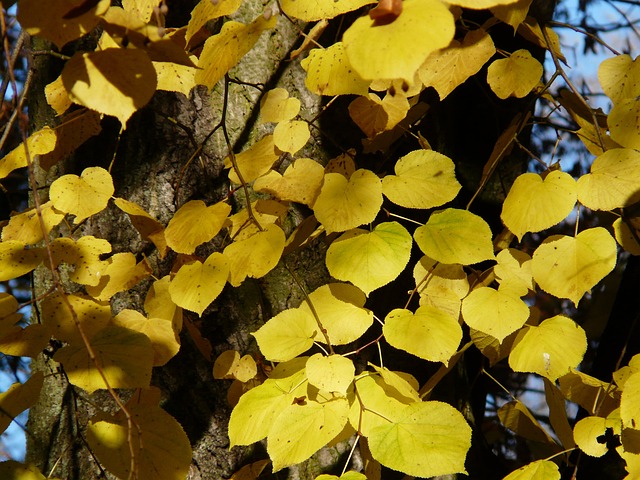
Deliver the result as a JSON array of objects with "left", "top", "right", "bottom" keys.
[
  {"left": 383, "top": 306, "right": 462, "bottom": 364},
  {"left": 573, "top": 416, "right": 608, "bottom": 457},
  {"left": 50, "top": 236, "right": 111, "bottom": 286},
  {"left": 598, "top": 54, "right": 640, "bottom": 105},
  {"left": 414, "top": 208, "right": 495, "bottom": 265},
  {"left": 0, "top": 241, "right": 43, "bottom": 282},
  {"left": 370, "top": 365, "right": 420, "bottom": 402},
  {"left": 1, "top": 202, "right": 65, "bottom": 244},
  {"left": 517, "top": 18, "right": 565, "bottom": 64},
  {"left": 367, "top": 400, "right": 471, "bottom": 477},
  {"left": 153, "top": 58, "right": 197, "bottom": 96},
  {"left": 85, "top": 253, "right": 151, "bottom": 301},
  {"left": 0, "top": 461, "right": 50, "bottom": 480},
  {"left": 491, "top": 0, "right": 533, "bottom": 30},
  {"left": 227, "top": 199, "right": 287, "bottom": 242},
  {"left": 613, "top": 218, "right": 640, "bottom": 255},
  {"left": 0, "top": 127, "right": 57, "bottom": 180},
  {"left": 577, "top": 148, "right": 640, "bottom": 211},
  {"left": 509, "top": 315, "right": 587, "bottom": 381},
  {"left": 41, "top": 293, "right": 111, "bottom": 344},
  {"left": 213, "top": 350, "right": 257, "bottom": 382},
  {"left": 494, "top": 248, "right": 534, "bottom": 297},
  {"left": 558, "top": 369, "right": 619, "bottom": 416},
  {"left": 185, "top": 0, "right": 243, "bottom": 45},
  {"left": 306, "top": 354, "right": 355, "bottom": 395},
  {"left": 17, "top": 0, "right": 110, "bottom": 49},
  {"left": 195, "top": 14, "right": 277, "bottom": 89},
  {"left": 268, "top": 397, "right": 349, "bottom": 471},
  {"left": 114, "top": 198, "right": 168, "bottom": 257},
  {"left": 621, "top": 371, "right": 640, "bottom": 431},
  {"left": 343, "top": 0, "right": 455, "bottom": 81},
  {"left": 300, "top": 283, "right": 373, "bottom": 345},
  {"left": 487, "top": 49, "right": 543, "bottom": 99},
  {"left": 279, "top": 0, "right": 374, "bottom": 21},
  {"left": 121, "top": 0, "right": 160, "bottom": 22},
  {"left": 253, "top": 158, "right": 324, "bottom": 206},
  {"left": 0, "top": 372, "right": 43, "bottom": 435},
  {"left": 382, "top": 150, "right": 461, "bottom": 209},
  {"left": 502, "top": 460, "right": 560, "bottom": 480},
  {"left": 418, "top": 29, "right": 496, "bottom": 100},
  {"left": 413, "top": 256, "right": 469, "bottom": 318},
  {"left": 49, "top": 166, "right": 114, "bottom": 223},
  {"left": 544, "top": 378, "right": 576, "bottom": 449},
  {"left": 145, "top": 276, "right": 183, "bottom": 331},
  {"left": 87, "top": 398, "right": 191, "bottom": 480},
  {"left": 326, "top": 222, "right": 412, "bottom": 295},
  {"left": 301, "top": 43, "right": 370, "bottom": 96},
  {"left": 501, "top": 171, "right": 577, "bottom": 241},
  {"left": 617, "top": 446, "right": 640, "bottom": 479},
  {"left": 164, "top": 200, "right": 230, "bottom": 254},
  {"left": 498, "top": 400, "right": 555, "bottom": 443},
  {"left": 61, "top": 48, "right": 157, "bottom": 126},
  {"left": 609, "top": 99, "right": 640, "bottom": 150},
  {"left": 168, "top": 252, "right": 229, "bottom": 316},
  {"left": 252, "top": 308, "right": 317, "bottom": 362},
  {"left": 273, "top": 120, "right": 310, "bottom": 154},
  {"left": 113, "top": 309, "right": 179, "bottom": 366},
  {"left": 225, "top": 135, "right": 279, "bottom": 184},
  {"left": 45, "top": 74, "right": 72, "bottom": 115},
  {"left": 223, "top": 224, "right": 286, "bottom": 287},
  {"left": 531, "top": 228, "right": 617, "bottom": 304},
  {"left": 447, "top": 0, "right": 520, "bottom": 7},
  {"left": 313, "top": 169, "right": 383, "bottom": 234},
  {"left": 259, "top": 88, "right": 301, "bottom": 123},
  {"left": 55, "top": 325, "right": 153, "bottom": 393},
  {"left": 462, "top": 287, "right": 530, "bottom": 342}
]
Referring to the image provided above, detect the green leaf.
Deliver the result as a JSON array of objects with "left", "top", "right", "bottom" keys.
[
  {"left": 383, "top": 307, "right": 462, "bottom": 365},
  {"left": 326, "top": 222, "right": 412, "bottom": 295},
  {"left": 252, "top": 308, "right": 317, "bottom": 362},
  {"left": 367, "top": 400, "right": 471, "bottom": 477},
  {"left": 381, "top": 150, "right": 461, "bottom": 209},
  {"left": 509, "top": 315, "right": 587, "bottom": 381},
  {"left": 306, "top": 354, "right": 355, "bottom": 395},
  {"left": 414, "top": 208, "right": 494, "bottom": 265},
  {"left": 531, "top": 228, "right": 617, "bottom": 305}
]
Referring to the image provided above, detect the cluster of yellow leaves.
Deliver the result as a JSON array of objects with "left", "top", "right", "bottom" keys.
[{"left": 4, "top": 0, "right": 640, "bottom": 479}]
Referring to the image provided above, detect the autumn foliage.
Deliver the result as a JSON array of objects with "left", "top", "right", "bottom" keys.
[{"left": 1, "top": 0, "right": 640, "bottom": 479}]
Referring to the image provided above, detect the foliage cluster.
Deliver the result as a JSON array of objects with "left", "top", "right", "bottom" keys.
[{"left": 1, "top": 0, "right": 640, "bottom": 479}]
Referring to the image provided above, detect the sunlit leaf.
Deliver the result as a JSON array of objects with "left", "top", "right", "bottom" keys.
[
  {"left": 348, "top": 92, "right": 410, "bottom": 137},
  {"left": 268, "top": 397, "right": 349, "bottom": 471},
  {"left": 371, "top": 365, "right": 420, "bottom": 403},
  {"left": 413, "top": 256, "right": 469, "bottom": 318},
  {"left": 229, "top": 358, "right": 308, "bottom": 446},
  {"left": 598, "top": 54, "right": 640, "bottom": 105},
  {"left": 185, "top": 0, "right": 243, "bottom": 45},
  {"left": 487, "top": 49, "right": 543, "bottom": 99},
  {"left": 273, "top": 120, "right": 310, "bottom": 154},
  {"left": 55, "top": 325, "right": 154, "bottom": 393},
  {"left": 299, "top": 283, "right": 373, "bottom": 345},
  {"left": 195, "top": 14, "right": 276, "bottom": 89},
  {"left": 491, "top": 0, "right": 533, "bottom": 30},
  {"left": 306, "top": 354, "right": 355, "bottom": 395},
  {"left": 609, "top": 98, "right": 640, "bottom": 150},
  {"left": 383, "top": 306, "right": 462, "bottom": 364},
  {"left": 621, "top": 370, "right": 640, "bottom": 432},
  {"left": 41, "top": 293, "right": 111, "bottom": 344},
  {"left": 225, "top": 135, "right": 279, "bottom": 185},
  {"left": 447, "top": 0, "right": 520, "bottom": 7},
  {"left": 461, "top": 287, "right": 530, "bottom": 342},
  {"left": 382, "top": 150, "right": 461, "bottom": 209},
  {"left": 62, "top": 47, "right": 157, "bottom": 125},
  {"left": 259, "top": 88, "right": 301, "bottom": 123},
  {"left": 169, "top": 252, "right": 229, "bottom": 316},
  {"left": 501, "top": 171, "right": 577, "bottom": 241},
  {"left": 613, "top": 218, "right": 640, "bottom": 255},
  {"left": 414, "top": 208, "right": 495, "bottom": 265},
  {"left": 573, "top": 416, "right": 608, "bottom": 457},
  {"left": 224, "top": 224, "right": 286, "bottom": 286},
  {"left": 49, "top": 166, "right": 114, "bottom": 223},
  {"left": 279, "top": 0, "right": 373, "bottom": 21},
  {"left": 0, "top": 241, "right": 43, "bottom": 282},
  {"left": 502, "top": 460, "right": 560, "bottom": 480},
  {"left": 121, "top": 0, "right": 160, "bottom": 22},
  {"left": 325, "top": 222, "right": 412, "bottom": 295},
  {"left": 0, "top": 372, "right": 44, "bottom": 435},
  {"left": 145, "top": 276, "right": 183, "bottom": 331},
  {"left": 0, "top": 127, "right": 57, "bottom": 180},
  {"left": 87, "top": 396, "right": 191, "bottom": 480},
  {"left": 45, "top": 74, "right": 72, "bottom": 115},
  {"left": 164, "top": 200, "right": 230, "bottom": 254},
  {"left": 531, "top": 228, "right": 617, "bottom": 305},
  {"left": 154, "top": 59, "right": 197, "bottom": 97},
  {"left": 316, "top": 472, "right": 366, "bottom": 480},
  {"left": 494, "top": 248, "right": 534, "bottom": 297},
  {"left": 227, "top": 199, "right": 287, "bottom": 242},
  {"left": 343, "top": 0, "right": 455, "bottom": 81},
  {"left": 301, "top": 43, "right": 370, "bottom": 96},
  {"left": 85, "top": 253, "right": 151, "bottom": 301},
  {"left": 254, "top": 158, "right": 324, "bottom": 206},
  {"left": 18, "top": 0, "right": 110, "bottom": 48},
  {"left": 509, "top": 315, "right": 587, "bottom": 381},
  {"left": 50, "top": 236, "right": 111, "bottom": 286},
  {"left": 313, "top": 169, "right": 383, "bottom": 234},
  {"left": 367, "top": 400, "right": 471, "bottom": 477},
  {"left": 112, "top": 309, "right": 179, "bottom": 367},
  {"left": 418, "top": 29, "right": 496, "bottom": 100},
  {"left": 2, "top": 202, "right": 65, "bottom": 244},
  {"left": 252, "top": 309, "right": 317, "bottom": 362}
]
